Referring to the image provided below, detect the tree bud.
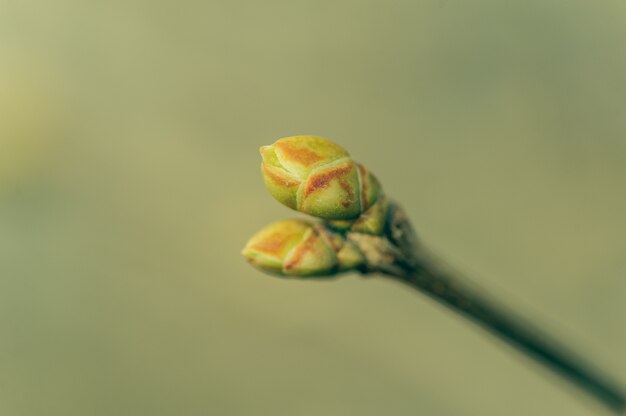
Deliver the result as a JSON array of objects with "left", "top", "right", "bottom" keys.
[
  {"left": 241, "top": 219, "right": 364, "bottom": 277},
  {"left": 260, "top": 135, "right": 381, "bottom": 220}
]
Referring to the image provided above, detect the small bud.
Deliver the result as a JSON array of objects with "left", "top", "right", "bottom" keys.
[
  {"left": 336, "top": 242, "right": 365, "bottom": 272},
  {"left": 350, "top": 195, "right": 389, "bottom": 235},
  {"left": 242, "top": 219, "right": 364, "bottom": 277},
  {"left": 326, "top": 196, "right": 389, "bottom": 236},
  {"left": 260, "top": 135, "right": 381, "bottom": 220}
]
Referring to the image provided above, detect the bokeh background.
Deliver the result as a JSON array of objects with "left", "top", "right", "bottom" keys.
[{"left": 1, "top": 0, "right": 625, "bottom": 415}]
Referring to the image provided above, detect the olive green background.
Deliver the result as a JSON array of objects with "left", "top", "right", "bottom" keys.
[{"left": 1, "top": 0, "right": 625, "bottom": 415}]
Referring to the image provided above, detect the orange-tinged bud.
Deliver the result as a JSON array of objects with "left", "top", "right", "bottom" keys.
[
  {"left": 241, "top": 219, "right": 364, "bottom": 277},
  {"left": 260, "top": 135, "right": 381, "bottom": 220}
]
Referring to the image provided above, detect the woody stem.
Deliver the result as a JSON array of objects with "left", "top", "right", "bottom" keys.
[
  {"left": 386, "top": 253, "right": 625, "bottom": 413},
  {"left": 377, "top": 203, "right": 626, "bottom": 413}
]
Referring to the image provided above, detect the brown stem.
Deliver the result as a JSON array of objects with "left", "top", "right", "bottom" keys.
[
  {"left": 351, "top": 201, "right": 626, "bottom": 413},
  {"left": 390, "top": 257, "right": 625, "bottom": 413}
]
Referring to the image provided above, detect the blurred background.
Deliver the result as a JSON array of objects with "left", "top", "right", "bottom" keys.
[{"left": 1, "top": 0, "right": 625, "bottom": 415}]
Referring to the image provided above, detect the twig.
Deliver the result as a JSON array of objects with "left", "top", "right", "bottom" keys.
[{"left": 353, "top": 201, "right": 626, "bottom": 414}]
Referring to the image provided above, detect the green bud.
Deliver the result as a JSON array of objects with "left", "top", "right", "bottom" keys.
[
  {"left": 260, "top": 135, "right": 381, "bottom": 220},
  {"left": 326, "top": 195, "right": 389, "bottom": 236},
  {"left": 241, "top": 219, "right": 364, "bottom": 277},
  {"left": 349, "top": 195, "right": 389, "bottom": 235}
]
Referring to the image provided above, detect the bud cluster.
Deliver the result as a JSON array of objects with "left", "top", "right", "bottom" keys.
[{"left": 243, "top": 135, "right": 393, "bottom": 278}]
